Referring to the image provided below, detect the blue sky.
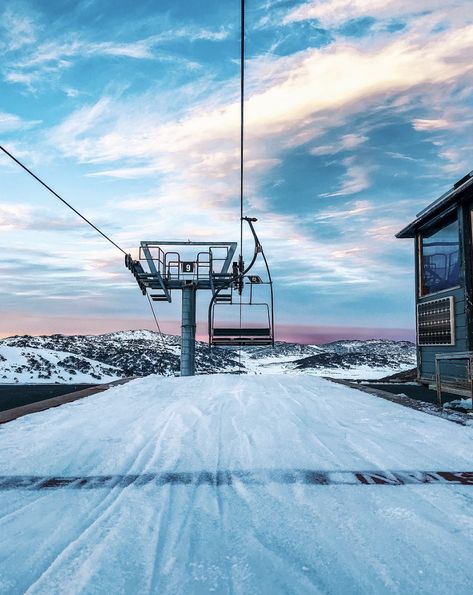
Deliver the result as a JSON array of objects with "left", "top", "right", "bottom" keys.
[{"left": 1, "top": 0, "right": 472, "bottom": 341}]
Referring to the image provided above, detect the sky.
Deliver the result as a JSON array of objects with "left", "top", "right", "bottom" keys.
[{"left": 1, "top": 0, "right": 473, "bottom": 343}]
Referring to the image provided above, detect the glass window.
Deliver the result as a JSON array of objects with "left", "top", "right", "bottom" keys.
[{"left": 420, "top": 216, "right": 460, "bottom": 296}]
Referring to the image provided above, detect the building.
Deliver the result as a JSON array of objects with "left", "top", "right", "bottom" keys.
[{"left": 397, "top": 171, "right": 473, "bottom": 394}]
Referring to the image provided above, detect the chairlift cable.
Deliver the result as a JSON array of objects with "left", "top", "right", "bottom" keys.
[
  {"left": 0, "top": 145, "right": 127, "bottom": 256},
  {"left": 239, "top": 0, "right": 245, "bottom": 373},
  {"left": 146, "top": 292, "right": 166, "bottom": 347},
  {"left": 1, "top": 145, "right": 170, "bottom": 352}
]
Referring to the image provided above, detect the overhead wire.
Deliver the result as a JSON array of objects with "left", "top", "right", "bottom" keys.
[
  {"left": 0, "top": 145, "right": 128, "bottom": 256},
  {"left": 146, "top": 292, "right": 166, "bottom": 347},
  {"left": 0, "top": 144, "right": 166, "bottom": 345},
  {"left": 238, "top": 0, "right": 245, "bottom": 373}
]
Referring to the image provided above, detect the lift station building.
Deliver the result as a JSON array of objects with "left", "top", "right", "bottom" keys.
[{"left": 397, "top": 171, "right": 473, "bottom": 394}]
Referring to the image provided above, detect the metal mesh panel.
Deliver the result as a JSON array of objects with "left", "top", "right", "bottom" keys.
[{"left": 417, "top": 296, "right": 454, "bottom": 346}]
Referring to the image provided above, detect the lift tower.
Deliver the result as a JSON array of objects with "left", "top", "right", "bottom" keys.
[
  {"left": 125, "top": 222, "right": 275, "bottom": 376},
  {"left": 125, "top": 241, "right": 237, "bottom": 376}
]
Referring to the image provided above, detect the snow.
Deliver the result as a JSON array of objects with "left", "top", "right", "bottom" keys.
[
  {"left": 0, "top": 333, "right": 416, "bottom": 382},
  {"left": 445, "top": 397, "right": 473, "bottom": 411},
  {"left": 292, "top": 363, "right": 414, "bottom": 380},
  {"left": 0, "top": 346, "right": 121, "bottom": 384},
  {"left": 240, "top": 350, "right": 413, "bottom": 379},
  {"left": 1, "top": 374, "right": 473, "bottom": 593}
]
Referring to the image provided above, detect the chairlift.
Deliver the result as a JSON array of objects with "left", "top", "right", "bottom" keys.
[{"left": 208, "top": 217, "right": 274, "bottom": 347}]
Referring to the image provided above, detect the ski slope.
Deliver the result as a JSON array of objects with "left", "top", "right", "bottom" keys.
[{"left": 1, "top": 374, "right": 473, "bottom": 594}]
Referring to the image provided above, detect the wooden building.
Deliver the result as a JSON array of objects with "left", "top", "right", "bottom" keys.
[{"left": 397, "top": 171, "right": 473, "bottom": 394}]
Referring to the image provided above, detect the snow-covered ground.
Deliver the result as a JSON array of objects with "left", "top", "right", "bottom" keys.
[
  {"left": 0, "top": 346, "right": 121, "bottom": 384},
  {"left": 242, "top": 354, "right": 413, "bottom": 380},
  {"left": 1, "top": 374, "right": 473, "bottom": 593}
]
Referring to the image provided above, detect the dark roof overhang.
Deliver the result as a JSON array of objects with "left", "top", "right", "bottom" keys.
[{"left": 396, "top": 171, "right": 473, "bottom": 239}]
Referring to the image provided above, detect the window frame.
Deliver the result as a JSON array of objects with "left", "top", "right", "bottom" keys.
[{"left": 418, "top": 213, "right": 461, "bottom": 298}]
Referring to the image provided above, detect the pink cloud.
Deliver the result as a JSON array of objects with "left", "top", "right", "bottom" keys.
[
  {"left": 270, "top": 324, "right": 415, "bottom": 344},
  {"left": 0, "top": 314, "right": 180, "bottom": 339},
  {"left": 1, "top": 314, "right": 414, "bottom": 345}
]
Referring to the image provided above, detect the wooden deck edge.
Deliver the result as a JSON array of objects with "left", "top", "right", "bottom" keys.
[
  {"left": 0, "top": 378, "right": 136, "bottom": 425},
  {"left": 325, "top": 377, "right": 473, "bottom": 426}
]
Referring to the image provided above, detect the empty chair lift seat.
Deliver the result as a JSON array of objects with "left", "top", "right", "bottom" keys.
[{"left": 211, "top": 327, "right": 273, "bottom": 346}]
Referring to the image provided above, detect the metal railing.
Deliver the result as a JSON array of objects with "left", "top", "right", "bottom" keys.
[{"left": 435, "top": 352, "right": 473, "bottom": 408}]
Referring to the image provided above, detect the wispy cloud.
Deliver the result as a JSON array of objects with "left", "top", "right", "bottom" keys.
[
  {"left": 0, "top": 203, "right": 81, "bottom": 232},
  {"left": 50, "top": 20, "right": 473, "bottom": 168},
  {"left": 412, "top": 118, "right": 450, "bottom": 131},
  {"left": 42, "top": 17, "right": 473, "bottom": 293},
  {"left": 283, "top": 0, "right": 463, "bottom": 28},
  {"left": 2, "top": 0, "right": 473, "bottom": 334},
  {"left": 1, "top": 10, "right": 229, "bottom": 91},
  {"left": 321, "top": 159, "right": 371, "bottom": 197},
  {"left": 0, "top": 111, "right": 40, "bottom": 133},
  {"left": 314, "top": 200, "right": 373, "bottom": 220},
  {"left": 0, "top": 7, "right": 37, "bottom": 51},
  {"left": 310, "top": 133, "right": 368, "bottom": 156}
]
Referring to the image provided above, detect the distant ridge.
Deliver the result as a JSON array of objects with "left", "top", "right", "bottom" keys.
[{"left": 0, "top": 331, "right": 415, "bottom": 383}]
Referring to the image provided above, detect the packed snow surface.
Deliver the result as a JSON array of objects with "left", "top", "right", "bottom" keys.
[{"left": 1, "top": 374, "right": 473, "bottom": 594}]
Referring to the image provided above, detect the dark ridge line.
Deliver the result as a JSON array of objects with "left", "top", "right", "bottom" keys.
[{"left": 1, "top": 470, "right": 473, "bottom": 490}]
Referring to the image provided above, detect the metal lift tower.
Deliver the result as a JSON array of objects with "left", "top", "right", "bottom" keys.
[
  {"left": 126, "top": 241, "right": 237, "bottom": 376},
  {"left": 125, "top": 220, "right": 274, "bottom": 376}
]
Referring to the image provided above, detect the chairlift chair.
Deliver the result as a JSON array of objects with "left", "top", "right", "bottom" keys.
[{"left": 208, "top": 217, "right": 274, "bottom": 347}]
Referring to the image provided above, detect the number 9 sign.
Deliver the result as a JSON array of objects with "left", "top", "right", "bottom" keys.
[{"left": 181, "top": 261, "right": 194, "bottom": 273}]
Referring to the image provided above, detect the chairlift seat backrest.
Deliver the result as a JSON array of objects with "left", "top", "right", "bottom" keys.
[{"left": 213, "top": 327, "right": 271, "bottom": 337}]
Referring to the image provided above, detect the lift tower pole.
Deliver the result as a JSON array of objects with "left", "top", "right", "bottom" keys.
[{"left": 181, "top": 283, "right": 196, "bottom": 376}]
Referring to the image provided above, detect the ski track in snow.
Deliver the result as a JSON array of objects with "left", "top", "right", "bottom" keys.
[{"left": 1, "top": 374, "right": 473, "bottom": 593}]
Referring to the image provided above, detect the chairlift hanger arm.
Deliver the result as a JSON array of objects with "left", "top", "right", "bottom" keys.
[
  {"left": 241, "top": 216, "right": 262, "bottom": 276},
  {"left": 207, "top": 217, "right": 275, "bottom": 346}
]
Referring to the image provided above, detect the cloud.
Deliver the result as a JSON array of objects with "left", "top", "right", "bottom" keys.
[
  {"left": 320, "top": 159, "right": 371, "bottom": 197},
  {"left": 315, "top": 200, "right": 373, "bottom": 220},
  {"left": 0, "top": 203, "right": 86, "bottom": 232},
  {"left": 310, "top": 133, "right": 368, "bottom": 156},
  {"left": 412, "top": 118, "right": 450, "bottom": 131},
  {"left": 40, "top": 17, "right": 473, "bottom": 295},
  {"left": 1, "top": 7, "right": 37, "bottom": 51},
  {"left": 283, "top": 0, "right": 463, "bottom": 28},
  {"left": 0, "top": 111, "right": 40, "bottom": 133},
  {"left": 50, "top": 21, "right": 473, "bottom": 174},
  {"left": 1, "top": 16, "right": 229, "bottom": 90},
  {"left": 1, "top": 2, "right": 469, "bottom": 322}
]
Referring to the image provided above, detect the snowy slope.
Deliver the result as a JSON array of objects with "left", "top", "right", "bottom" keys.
[
  {"left": 0, "top": 345, "right": 121, "bottom": 384},
  {"left": 1, "top": 374, "right": 473, "bottom": 594}
]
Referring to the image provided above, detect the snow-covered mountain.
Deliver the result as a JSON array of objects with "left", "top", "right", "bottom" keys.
[{"left": 0, "top": 332, "right": 416, "bottom": 383}]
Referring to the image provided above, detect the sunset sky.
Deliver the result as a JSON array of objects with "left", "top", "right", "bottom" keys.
[{"left": 1, "top": 0, "right": 473, "bottom": 342}]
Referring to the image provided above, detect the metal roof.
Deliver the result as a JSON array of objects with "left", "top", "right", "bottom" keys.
[{"left": 396, "top": 171, "right": 473, "bottom": 238}]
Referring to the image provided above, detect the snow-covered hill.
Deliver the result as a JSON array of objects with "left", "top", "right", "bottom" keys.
[
  {"left": 241, "top": 339, "right": 416, "bottom": 379},
  {"left": 0, "top": 332, "right": 416, "bottom": 383},
  {"left": 0, "top": 345, "right": 122, "bottom": 384},
  {"left": 1, "top": 330, "right": 240, "bottom": 382},
  {"left": 291, "top": 339, "right": 416, "bottom": 379}
]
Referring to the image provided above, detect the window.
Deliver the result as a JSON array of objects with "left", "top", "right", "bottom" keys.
[{"left": 420, "top": 215, "right": 460, "bottom": 296}]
